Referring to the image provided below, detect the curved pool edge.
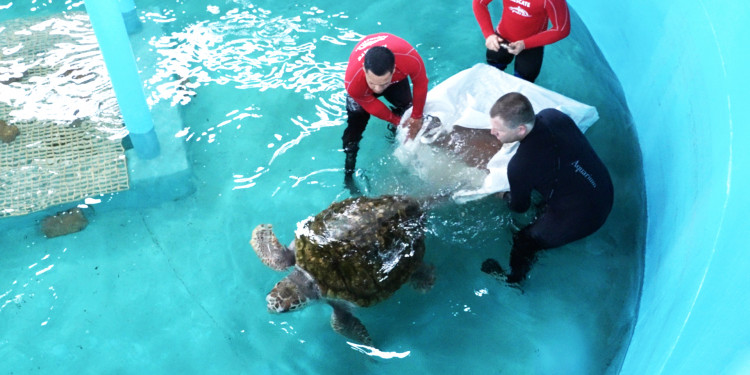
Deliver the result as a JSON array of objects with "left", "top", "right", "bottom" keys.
[{"left": 572, "top": 1, "right": 750, "bottom": 374}]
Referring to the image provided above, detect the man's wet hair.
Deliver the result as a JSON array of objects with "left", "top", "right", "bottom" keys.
[
  {"left": 490, "top": 92, "right": 535, "bottom": 128},
  {"left": 364, "top": 46, "right": 395, "bottom": 76}
]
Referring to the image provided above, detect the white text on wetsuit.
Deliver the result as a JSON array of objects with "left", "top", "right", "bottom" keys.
[
  {"left": 510, "top": 0, "right": 531, "bottom": 7},
  {"left": 571, "top": 160, "right": 597, "bottom": 188}
]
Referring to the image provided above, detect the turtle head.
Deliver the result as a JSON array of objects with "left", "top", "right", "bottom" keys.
[{"left": 266, "top": 268, "right": 320, "bottom": 313}]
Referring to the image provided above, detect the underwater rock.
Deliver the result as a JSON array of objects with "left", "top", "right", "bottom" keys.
[
  {"left": 0, "top": 119, "right": 20, "bottom": 144},
  {"left": 41, "top": 207, "right": 89, "bottom": 238}
]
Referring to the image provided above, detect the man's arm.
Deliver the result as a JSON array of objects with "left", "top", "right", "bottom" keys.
[
  {"left": 472, "top": 0, "right": 497, "bottom": 39},
  {"left": 353, "top": 95, "right": 401, "bottom": 124},
  {"left": 522, "top": 0, "right": 571, "bottom": 49},
  {"left": 507, "top": 160, "right": 533, "bottom": 213},
  {"left": 406, "top": 55, "right": 428, "bottom": 120}
]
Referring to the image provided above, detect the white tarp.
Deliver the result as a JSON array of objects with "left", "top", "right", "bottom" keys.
[{"left": 395, "top": 63, "right": 599, "bottom": 203}]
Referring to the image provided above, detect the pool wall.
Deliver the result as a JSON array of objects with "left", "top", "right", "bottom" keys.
[{"left": 572, "top": 1, "right": 750, "bottom": 374}]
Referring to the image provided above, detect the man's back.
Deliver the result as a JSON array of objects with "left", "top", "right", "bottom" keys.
[{"left": 508, "top": 108, "right": 613, "bottom": 217}]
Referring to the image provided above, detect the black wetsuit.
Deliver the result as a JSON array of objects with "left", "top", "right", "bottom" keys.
[
  {"left": 342, "top": 79, "right": 411, "bottom": 195},
  {"left": 486, "top": 44, "right": 544, "bottom": 83},
  {"left": 503, "top": 108, "right": 613, "bottom": 283}
]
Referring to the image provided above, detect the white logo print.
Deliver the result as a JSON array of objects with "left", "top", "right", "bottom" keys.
[
  {"left": 509, "top": 5, "right": 530, "bottom": 17},
  {"left": 571, "top": 160, "right": 598, "bottom": 188},
  {"left": 355, "top": 35, "right": 389, "bottom": 61},
  {"left": 356, "top": 35, "right": 389, "bottom": 52}
]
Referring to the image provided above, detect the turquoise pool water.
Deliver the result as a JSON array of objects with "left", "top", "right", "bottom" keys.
[{"left": 0, "top": 1, "right": 645, "bottom": 374}]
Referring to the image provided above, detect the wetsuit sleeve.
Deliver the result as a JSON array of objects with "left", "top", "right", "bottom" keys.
[
  {"left": 522, "top": 0, "right": 570, "bottom": 49},
  {"left": 406, "top": 52, "right": 428, "bottom": 119},
  {"left": 345, "top": 65, "right": 402, "bottom": 124},
  {"left": 354, "top": 95, "right": 402, "bottom": 124},
  {"left": 507, "top": 157, "right": 533, "bottom": 213},
  {"left": 472, "top": 0, "right": 497, "bottom": 39}
]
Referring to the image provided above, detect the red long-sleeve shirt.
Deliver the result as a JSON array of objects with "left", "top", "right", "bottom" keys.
[
  {"left": 473, "top": 0, "right": 570, "bottom": 50},
  {"left": 344, "top": 33, "right": 428, "bottom": 124}
]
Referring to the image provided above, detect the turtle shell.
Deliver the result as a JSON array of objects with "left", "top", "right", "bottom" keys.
[{"left": 293, "top": 195, "right": 426, "bottom": 307}]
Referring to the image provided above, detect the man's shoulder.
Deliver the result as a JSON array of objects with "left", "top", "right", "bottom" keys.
[
  {"left": 537, "top": 108, "right": 575, "bottom": 126},
  {"left": 537, "top": 107, "right": 566, "bottom": 117},
  {"left": 344, "top": 68, "right": 367, "bottom": 96}
]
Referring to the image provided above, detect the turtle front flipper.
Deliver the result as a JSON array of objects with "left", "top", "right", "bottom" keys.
[
  {"left": 329, "top": 302, "right": 373, "bottom": 346},
  {"left": 251, "top": 224, "right": 295, "bottom": 270},
  {"left": 267, "top": 268, "right": 320, "bottom": 313},
  {"left": 410, "top": 262, "right": 436, "bottom": 293}
]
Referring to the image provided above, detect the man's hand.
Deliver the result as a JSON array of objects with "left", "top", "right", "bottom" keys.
[
  {"left": 507, "top": 40, "right": 525, "bottom": 55},
  {"left": 404, "top": 117, "right": 423, "bottom": 140},
  {"left": 485, "top": 34, "right": 505, "bottom": 52}
]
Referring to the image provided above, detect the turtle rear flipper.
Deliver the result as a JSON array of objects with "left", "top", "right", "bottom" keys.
[
  {"left": 251, "top": 224, "right": 295, "bottom": 270},
  {"left": 329, "top": 302, "right": 373, "bottom": 346},
  {"left": 410, "top": 262, "right": 436, "bottom": 293}
]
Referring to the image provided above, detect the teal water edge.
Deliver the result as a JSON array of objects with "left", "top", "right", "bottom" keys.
[{"left": 0, "top": 1, "right": 644, "bottom": 374}]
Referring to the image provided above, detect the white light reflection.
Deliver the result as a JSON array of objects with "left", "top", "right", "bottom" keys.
[
  {"left": 0, "top": 14, "right": 122, "bottom": 126},
  {"left": 289, "top": 168, "right": 339, "bottom": 187},
  {"left": 347, "top": 342, "right": 411, "bottom": 359},
  {"left": 84, "top": 197, "right": 101, "bottom": 205},
  {"left": 35, "top": 264, "right": 54, "bottom": 276},
  {"left": 232, "top": 167, "right": 267, "bottom": 190},
  {"left": 144, "top": 4, "right": 354, "bottom": 149},
  {"left": 268, "top": 320, "right": 298, "bottom": 336}
]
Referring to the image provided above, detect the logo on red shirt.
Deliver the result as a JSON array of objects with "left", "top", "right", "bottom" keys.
[
  {"left": 509, "top": 5, "right": 530, "bottom": 17},
  {"left": 356, "top": 35, "right": 389, "bottom": 52}
]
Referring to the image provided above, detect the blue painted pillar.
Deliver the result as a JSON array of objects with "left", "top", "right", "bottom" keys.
[
  {"left": 118, "top": 0, "right": 142, "bottom": 35},
  {"left": 84, "top": 0, "right": 159, "bottom": 159}
]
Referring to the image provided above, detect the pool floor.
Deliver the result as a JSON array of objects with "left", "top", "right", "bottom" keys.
[{"left": 0, "top": 1, "right": 645, "bottom": 374}]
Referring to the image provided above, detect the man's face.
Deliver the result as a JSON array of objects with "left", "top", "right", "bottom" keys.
[
  {"left": 364, "top": 69, "right": 394, "bottom": 94},
  {"left": 490, "top": 116, "right": 525, "bottom": 143}
]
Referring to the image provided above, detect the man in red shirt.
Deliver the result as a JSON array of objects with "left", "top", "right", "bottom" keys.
[
  {"left": 472, "top": 0, "right": 570, "bottom": 82},
  {"left": 343, "top": 33, "right": 428, "bottom": 194}
]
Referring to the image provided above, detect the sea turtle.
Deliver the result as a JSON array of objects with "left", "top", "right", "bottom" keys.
[
  {"left": 420, "top": 115, "right": 503, "bottom": 170},
  {"left": 250, "top": 195, "right": 435, "bottom": 346}
]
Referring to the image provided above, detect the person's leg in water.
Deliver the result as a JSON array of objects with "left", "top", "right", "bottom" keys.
[
  {"left": 342, "top": 95, "right": 369, "bottom": 195},
  {"left": 381, "top": 79, "right": 412, "bottom": 137},
  {"left": 481, "top": 225, "right": 545, "bottom": 284},
  {"left": 506, "top": 227, "right": 545, "bottom": 283},
  {"left": 341, "top": 80, "right": 412, "bottom": 195},
  {"left": 482, "top": 205, "right": 605, "bottom": 284},
  {"left": 512, "top": 46, "right": 544, "bottom": 82}
]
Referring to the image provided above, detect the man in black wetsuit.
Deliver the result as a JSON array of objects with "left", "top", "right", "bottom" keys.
[{"left": 481, "top": 92, "right": 613, "bottom": 284}]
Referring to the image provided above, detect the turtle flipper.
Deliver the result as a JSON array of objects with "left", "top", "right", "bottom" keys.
[
  {"left": 329, "top": 302, "right": 373, "bottom": 346},
  {"left": 251, "top": 224, "right": 295, "bottom": 270},
  {"left": 410, "top": 262, "right": 436, "bottom": 293},
  {"left": 267, "top": 268, "right": 320, "bottom": 313}
]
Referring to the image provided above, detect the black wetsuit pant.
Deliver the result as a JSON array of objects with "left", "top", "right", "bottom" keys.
[
  {"left": 486, "top": 44, "right": 545, "bottom": 83},
  {"left": 506, "top": 200, "right": 612, "bottom": 283},
  {"left": 342, "top": 78, "right": 412, "bottom": 176}
]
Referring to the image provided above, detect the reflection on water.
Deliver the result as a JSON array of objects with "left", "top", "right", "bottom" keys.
[
  {"left": 0, "top": 13, "right": 122, "bottom": 132},
  {"left": 146, "top": 3, "right": 357, "bottom": 160}
]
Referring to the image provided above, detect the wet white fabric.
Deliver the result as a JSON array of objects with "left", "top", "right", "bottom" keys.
[{"left": 395, "top": 64, "right": 599, "bottom": 203}]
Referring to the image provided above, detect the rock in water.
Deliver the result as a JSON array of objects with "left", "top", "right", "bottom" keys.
[
  {"left": 41, "top": 207, "right": 89, "bottom": 238},
  {"left": 0, "top": 119, "right": 20, "bottom": 144}
]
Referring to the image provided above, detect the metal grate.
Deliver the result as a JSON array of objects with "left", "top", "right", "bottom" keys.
[{"left": 1, "top": 13, "right": 129, "bottom": 217}]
